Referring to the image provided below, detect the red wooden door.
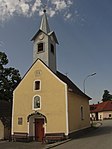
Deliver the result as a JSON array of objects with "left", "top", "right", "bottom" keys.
[{"left": 35, "top": 119, "right": 44, "bottom": 141}]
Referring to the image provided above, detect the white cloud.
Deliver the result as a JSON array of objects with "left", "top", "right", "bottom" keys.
[
  {"left": 0, "top": 0, "right": 73, "bottom": 22},
  {"left": 47, "top": 8, "right": 56, "bottom": 17},
  {"left": 32, "top": 0, "right": 42, "bottom": 13},
  {"left": 19, "top": 2, "right": 30, "bottom": 16},
  {"left": 0, "top": 0, "right": 31, "bottom": 21},
  {"left": 68, "top": 0, "right": 73, "bottom": 5},
  {"left": 52, "top": 0, "right": 67, "bottom": 11},
  {"left": 65, "top": 13, "right": 72, "bottom": 19}
]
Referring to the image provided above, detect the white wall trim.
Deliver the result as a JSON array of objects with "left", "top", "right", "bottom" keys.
[
  {"left": 65, "top": 84, "right": 69, "bottom": 136},
  {"left": 43, "top": 121, "right": 47, "bottom": 135},
  {"left": 11, "top": 92, "right": 15, "bottom": 135},
  {"left": 27, "top": 122, "right": 29, "bottom": 135}
]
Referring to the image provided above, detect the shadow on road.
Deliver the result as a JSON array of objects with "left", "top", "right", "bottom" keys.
[
  {"left": 84, "top": 126, "right": 112, "bottom": 137},
  {"left": 71, "top": 121, "right": 112, "bottom": 140}
]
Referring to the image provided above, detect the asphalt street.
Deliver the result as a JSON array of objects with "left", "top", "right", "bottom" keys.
[
  {"left": 53, "top": 120, "right": 112, "bottom": 149},
  {"left": 0, "top": 141, "right": 45, "bottom": 149}
]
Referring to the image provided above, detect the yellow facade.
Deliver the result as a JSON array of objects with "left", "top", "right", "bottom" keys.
[
  {"left": 12, "top": 60, "right": 67, "bottom": 137},
  {"left": 12, "top": 59, "right": 90, "bottom": 140}
]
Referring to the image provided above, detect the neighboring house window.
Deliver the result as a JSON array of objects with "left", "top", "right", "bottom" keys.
[
  {"left": 109, "top": 114, "right": 112, "bottom": 118},
  {"left": 18, "top": 117, "right": 23, "bottom": 125},
  {"left": 35, "top": 81, "right": 40, "bottom": 90},
  {"left": 81, "top": 106, "right": 84, "bottom": 120},
  {"left": 34, "top": 96, "right": 41, "bottom": 109},
  {"left": 51, "top": 44, "right": 54, "bottom": 54},
  {"left": 37, "top": 43, "right": 44, "bottom": 53}
]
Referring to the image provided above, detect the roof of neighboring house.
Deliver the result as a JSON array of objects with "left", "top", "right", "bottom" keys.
[
  {"left": 57, "top": 71, "right": 91, "bottom": 100},
  {"left": 90, "top": 100, "right": 112, "bottom": 113}
]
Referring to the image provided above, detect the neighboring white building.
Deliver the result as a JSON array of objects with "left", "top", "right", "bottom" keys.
[{"left": 90, "top": 101, "right": 112, "bottom": 121}]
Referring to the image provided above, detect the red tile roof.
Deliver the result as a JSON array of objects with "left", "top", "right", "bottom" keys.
[{"left": 90, "top": 100, "right": 112, "bottom": 113}]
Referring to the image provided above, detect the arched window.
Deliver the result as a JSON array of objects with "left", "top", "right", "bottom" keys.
[
  {"left": 33, "top": 96, "right": 41, "bottom": 109},
  {"left": 81, "top": 106, "right": 84, "bottom": 120}
]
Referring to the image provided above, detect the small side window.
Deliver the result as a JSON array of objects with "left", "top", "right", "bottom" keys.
[
  {"left": 35, "top": 81, "right": 40, "bottom": 90},
  {"left": 18, "top": 117, "right": 23, "bottom": 125},
  {"left": 109, "top": 114, "right": 112, "bottom": 118},
  {"left": 81, "top": 106, "right": 84, "bottom": 120}
]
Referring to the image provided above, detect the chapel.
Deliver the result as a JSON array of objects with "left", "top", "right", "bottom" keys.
[{"left": 12, "top": 10, "right": 91, "bottom": 142}]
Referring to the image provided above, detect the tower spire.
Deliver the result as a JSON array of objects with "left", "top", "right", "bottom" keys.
[
  {"left": 39, "top": 9, "right": 50, "bottom": 34},
  {"left": 32, "top": 8, "right": 59, "bottom": 73}
]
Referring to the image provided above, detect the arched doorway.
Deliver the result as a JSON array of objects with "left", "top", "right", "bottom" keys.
[{"left": 27, "top": 112, "right": 47, "bottom": 142}]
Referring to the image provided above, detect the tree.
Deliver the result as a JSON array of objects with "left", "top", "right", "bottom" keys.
[
  {"left": 102, "top": 90, "right": 112, "bottom": 102},
  {"left": 0, "top": 52, "right": 21, "bottom": 102}
]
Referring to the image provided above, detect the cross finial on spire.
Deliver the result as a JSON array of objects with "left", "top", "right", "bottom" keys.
[
  {"left": 43, "top": 9, "right": 46, "bottom": 13},
  {"left": 43, "top": 2, "right": 47, "bottom": 13}
]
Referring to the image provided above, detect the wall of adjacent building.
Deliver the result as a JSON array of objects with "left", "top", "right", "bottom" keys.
[
  {"left": 98, "top": 111, "right": 112, "bottom": 120},
  {"left": 90, "top": 112, "right": 97, "bottom": 121}
]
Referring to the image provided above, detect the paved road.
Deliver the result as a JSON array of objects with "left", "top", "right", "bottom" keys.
[
  {"left": 0, "top": 141, "right": 45, "bottom": 149},
  {"left": 53, "top": 120, "right": 112, "bottom": 149},
  {"left": 0, "top": 120, "right": 112, "bottom": 149}
]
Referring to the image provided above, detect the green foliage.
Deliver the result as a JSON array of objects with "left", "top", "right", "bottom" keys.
[
  {"left": 102, "top": 90, "right": 112, "bottom": 102},
  {"left": 0, "top": 52, "right": 21, "bottom": 102},
  {"left": 0, "top": 52, "right": 8, "bottom": 66}
]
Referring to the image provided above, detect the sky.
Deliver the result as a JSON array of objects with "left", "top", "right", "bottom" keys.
[{"left": 0, "top": 0, "right": 112, "bottom": 104}]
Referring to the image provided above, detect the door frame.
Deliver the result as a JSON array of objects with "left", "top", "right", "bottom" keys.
[{"left": 27, "top": 112, "right": 47, "bottom": 141}]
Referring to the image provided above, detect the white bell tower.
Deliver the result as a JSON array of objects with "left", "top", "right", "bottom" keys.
[{"left": 31, "top": 10, "right": 59, "bottom": 73}]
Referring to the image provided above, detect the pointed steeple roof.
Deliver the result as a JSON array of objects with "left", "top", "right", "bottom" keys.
[
  {"left": 31, "top": 9, "right": 58, "bottom": 44},
  {"left": 40, "top": 9, "right": 50, "bottom": 34}
]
